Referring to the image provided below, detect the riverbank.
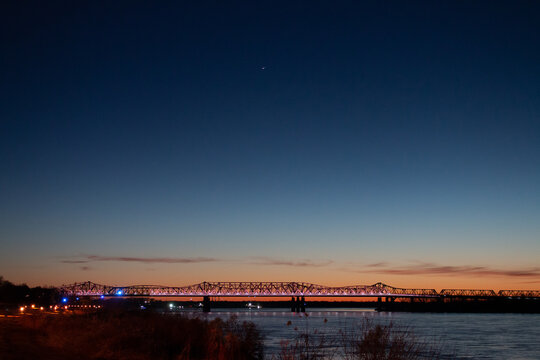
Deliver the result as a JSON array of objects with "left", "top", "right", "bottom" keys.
[
  {"left": 377, "top": 298, "right": 540, "bottom": 313},
  {"left": 0, "top": 311, "right": 263, "bottom": 360}
]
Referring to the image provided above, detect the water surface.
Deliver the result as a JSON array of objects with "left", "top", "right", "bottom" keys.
[{"left": 197, "top": 308, "right": 540, "bottom": 359}]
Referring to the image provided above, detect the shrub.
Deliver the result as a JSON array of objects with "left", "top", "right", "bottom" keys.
[{"left": 274, "top": 319, "right": 441, "bottom": 360}]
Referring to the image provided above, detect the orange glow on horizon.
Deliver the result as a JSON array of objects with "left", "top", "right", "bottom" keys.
[{"left": 8, "top": 261, "right": 540, "bottom": 292}]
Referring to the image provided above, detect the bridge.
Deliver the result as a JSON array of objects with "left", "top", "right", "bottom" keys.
[{"left": 60, "top": 281, "right": 540, "bottom": 312}]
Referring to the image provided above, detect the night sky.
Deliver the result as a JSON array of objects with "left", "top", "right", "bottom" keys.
[{"left": 1, "top": 1, "right": 539, "bottom": 289}]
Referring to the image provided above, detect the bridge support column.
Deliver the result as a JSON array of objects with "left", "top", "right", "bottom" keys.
[
  {"left": 300, "top": 296, "right": 306, "bottom": 312},
  {"left": 291, "top": 297, "right": 296, "bottom": 312},
  {"left": 203, "top": 296, "right": 211, "bottom": 313}
]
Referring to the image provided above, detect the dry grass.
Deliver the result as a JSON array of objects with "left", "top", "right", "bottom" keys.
[
  {"left": 15, "top": 311, "right": 264, "bottom": 360},
  {"left": 4, "top": 312, "right": 444, "bottom": 360},
  {"left": 274, "top": 319, "right": 442, "bottom": 360},
  {"left": 338, "top": 320, "right": 443, "bottom": 360}
]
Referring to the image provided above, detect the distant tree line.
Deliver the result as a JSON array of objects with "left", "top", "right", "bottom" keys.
[{"left": 0, "top": 276, "right": 58, "bottom": 306}]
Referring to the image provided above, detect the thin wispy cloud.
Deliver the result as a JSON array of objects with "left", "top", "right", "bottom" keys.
[
  {"left": 249, "top": 257, "right": 333, "bottom": 267},
  {"left": 354, "top": 262, "right": 540, "bottom": 278},
  {"left": 517, "top": 279, "right": 540, "bottom": 284},
  {"left": 61, "top": 255, "right": 218, "bottom": 264},
  {"left": 61, "top": 254, "right": 334, "bottom": 268},
  {"left": 365, "top": 262, "right": 388, "bottom": 268}
]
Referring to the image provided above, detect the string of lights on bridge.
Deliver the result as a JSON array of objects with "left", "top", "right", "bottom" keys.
[{"left": 60, "top": 281, "right": 540, "bottom": 299}]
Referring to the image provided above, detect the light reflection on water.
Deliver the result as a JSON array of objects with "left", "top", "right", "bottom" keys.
[{"left": 188, "top": 308, "right": 540, "bottom": 359}]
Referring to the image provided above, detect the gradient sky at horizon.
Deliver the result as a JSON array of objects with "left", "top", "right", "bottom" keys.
[{"left": 1, "top": 1, "right": 539, "bottom": 289}]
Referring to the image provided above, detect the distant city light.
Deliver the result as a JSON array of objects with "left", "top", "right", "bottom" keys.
[
  {"left": 62, "top": 298, "right": 68, "bottom": 303},
  {"left": 169, "top": 303, "right": 174, "bottom": 308},
  {"left": 100, "top": 295, "right": 105, "bottom": 299},
  {"left": 116, "top": 290, "right": 123, "bottom": 295}
]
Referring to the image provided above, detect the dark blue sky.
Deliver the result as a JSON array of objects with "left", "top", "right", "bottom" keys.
[{"left": 1, "top": 1, "right": 539, "bottom": 287}]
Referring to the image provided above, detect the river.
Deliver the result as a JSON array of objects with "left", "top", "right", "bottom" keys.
[{"left": 197, "top": 308, "right": 540, "bottom": 359}]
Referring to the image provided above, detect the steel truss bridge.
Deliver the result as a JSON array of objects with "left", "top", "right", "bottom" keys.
[{"left": 60, "top": 281, "right": 540, "bottom": 299}]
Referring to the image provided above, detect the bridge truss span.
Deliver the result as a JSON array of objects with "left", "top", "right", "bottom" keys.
[
  {"left": 60, "top": 281, "right": 442, "bottom": 298},
  {"left": 498, "top": 289, "right": 540, "bottom": 298},
  {"left": 439, "top": 289, "right": 498, "bottom": 297}
]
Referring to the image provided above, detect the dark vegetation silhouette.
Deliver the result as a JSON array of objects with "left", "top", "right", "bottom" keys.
[
  {"left": 276, "top": 319, "right": 442, "bottom": 360},
  {"left": 5, "top": 313, "right": 443, "bottom": 360},
  {"left": 12, "top": 311, "right": 264, "bottom": 360},
  {"left": 0, "top": 276, "right": 58, "bottom": 307}
]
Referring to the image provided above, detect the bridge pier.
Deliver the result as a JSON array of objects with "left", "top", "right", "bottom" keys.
[
  {"left": 203, "top": 296, "right": 211, "bottom": 312},
  {"left": 291, "top": 297, "right": 300, "bottom": 312},
  {"left": 290, "top": 296, "right": 306, "bottom": 312}
]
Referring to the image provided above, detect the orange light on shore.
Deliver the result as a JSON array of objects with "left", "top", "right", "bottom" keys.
[
  {"left": 31, "top": 304, "right": 35, "bottom": 309},
  {"left": 19, "top": 307, "right": 24, "bottom": 312},
  {"left": 40, "top": 307, "right": 44, "bottom": 310}
]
